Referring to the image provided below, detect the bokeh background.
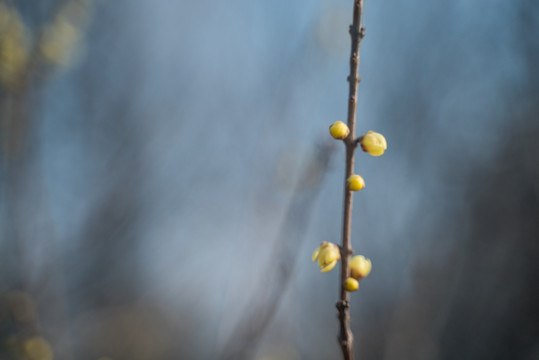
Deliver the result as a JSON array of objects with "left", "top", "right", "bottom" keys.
[{"left": 1, "top": 0, "right": 538, "bottom": 359}]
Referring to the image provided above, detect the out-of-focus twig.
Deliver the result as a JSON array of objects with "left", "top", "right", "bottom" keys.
[
  {"left": 0, "top": 2, "right": 96, "bottom": 360},
  {"left": 220, "top": 142, "right": 334, "bottom": 360}
]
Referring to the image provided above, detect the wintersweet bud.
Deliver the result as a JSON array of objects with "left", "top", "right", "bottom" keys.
[
  {"left": 360, "top": 131, "right": 387, "bottom": 156},
  {"left": 329, "top": 121, "right": 350, "bottom": 140},
  {"left": 347, "top": 174, "right": 365, "bottom": 191},
  {"left": 312, "top": 241, "right": 341, "bottom": 273},
  {"left": 350, "top": 255, "right": 372, "bottom": 280},
  {"left": 345, "top": 277, "right": 359, "bottom": 292}
]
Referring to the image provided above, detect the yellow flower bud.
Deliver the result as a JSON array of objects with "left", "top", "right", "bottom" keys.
[
  {"left": 329, "top": 121, "right": 350, "bottom": 140},
  {"left": 312, "top": 241, "right": 341, "bottom": 273},
  {"left": 360, "top": 131, "right": 387, "bottom": 156},
  {"left": 350, "top": 255, "right": 372, "bottom": 280},
  {"left": 347, "top": 174, "right": 365, "bottom": 191},
  {"left": 345, "top": 277, "right": 359, "bottom": 292}
]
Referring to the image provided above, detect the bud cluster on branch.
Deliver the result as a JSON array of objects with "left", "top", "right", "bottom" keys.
[
  {"left": 313, "top": 124, "right": 385, "bottom": 292},
  {"left": 310, "top": 3, "right": 386, "bottom": 357}
]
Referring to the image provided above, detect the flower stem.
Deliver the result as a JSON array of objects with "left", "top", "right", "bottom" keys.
[{"left": 337, "top": 1, "right": 365, "bottom": 359}]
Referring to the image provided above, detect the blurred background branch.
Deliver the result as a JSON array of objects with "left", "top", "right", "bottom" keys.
[
  {"left": 221, "top": 142, "right": 334, "bottom": 360},
  {"left": 1, "top": 1, "right": 96, "bottom": 359}
]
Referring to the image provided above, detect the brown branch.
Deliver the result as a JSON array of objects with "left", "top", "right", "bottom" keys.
[{"left": 337, "top": 1, "right": 365, "bottom": 359}]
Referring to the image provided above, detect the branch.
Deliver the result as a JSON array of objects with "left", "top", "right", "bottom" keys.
[{"left": 338, "top": 1, "right": 365, "bottom": 359}]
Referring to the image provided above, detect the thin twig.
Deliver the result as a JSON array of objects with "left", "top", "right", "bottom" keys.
[{"left": 337, "top": 1, "right": 365, "bottom": 359}]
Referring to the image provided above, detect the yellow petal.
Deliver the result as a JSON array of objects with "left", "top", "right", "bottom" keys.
[
  {"left": 312, "top": 247, "right": 320, "bottom": 262},
  {"left": 318, "top": 243, "right": 340, "bottom": 268},
  {"left": 320, "top": 260, "right": 337, "bottom": 273}
]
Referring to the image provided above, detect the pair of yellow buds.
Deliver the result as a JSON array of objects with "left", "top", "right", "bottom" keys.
[
  {"left": 329, "top": 121, "right": 387, "bottom": 157},
  {"left": 344, "top": 255, "right": 372, "bottom": 292},
  {"left": 312, "top": 242, "right": 372, "bottom": 292}
]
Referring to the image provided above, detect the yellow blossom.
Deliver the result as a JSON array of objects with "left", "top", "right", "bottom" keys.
[
  {"left": 0, "top": 3, "right": 30, "bottom": 89},
  {"left": 349, "top": 255, "right": 372, "bottom": 280},
  {"left": 345, "top": 277, "right": 359, "bottom": 292},
  {"left": 347, "top": 174, "right": 365, "bottom": 191},
  {"left": 329, "top": 121, "right": 350, "bottom": 140},
  {"left": 312, "top": 241, "right": 341, "bottom": 272},
  {"left": 360, "top": 131, "right": 387, "bottom": 156}
]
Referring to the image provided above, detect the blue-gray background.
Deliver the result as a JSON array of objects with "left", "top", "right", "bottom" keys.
[{"left": 1, "top": 0, "right": 538, "bottom": 359}]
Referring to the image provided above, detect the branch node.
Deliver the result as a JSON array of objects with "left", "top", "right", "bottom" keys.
[
  {"left": 336, "top": 300, "right": 350, "bottom": 311},
  {"left": 339, "top": 245, "right": 354, "bottom": 257},
  {"left": 353, "top": 135, "right": 364, "bottom": 148},
  {"left": 347, "top": 76, "right": 361, "bottom": 86}
]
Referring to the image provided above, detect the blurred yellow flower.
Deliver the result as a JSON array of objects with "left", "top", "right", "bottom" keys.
[
  {"left": 349, "top": 255, "right": 372, "bottom": 280},
  {"left": 40, "top": 17, "right": 79, "bottom": 66},
  {"left": 312, "top": 241, "right": 341, "bottom": 272},
  {"left": 0, "top": 3, "right": 30, "bottom": 89},
  {"left": 39, "top": 0, "right": 94, "bottom": 67},
  {"left": 359, "top": 131, "right": 387, "bottom": 156},
  {"left": 347, "top": 174, "right": 365, "bottom": 191},
  {"left": 344, "top": 277, "right": 359, "bottom": 292},
  {"left": 23, "top": 337, "right": 53, "bottom": 360},
  {"left": 329, "top": 121, "right": 350, "bottom": 140}
]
